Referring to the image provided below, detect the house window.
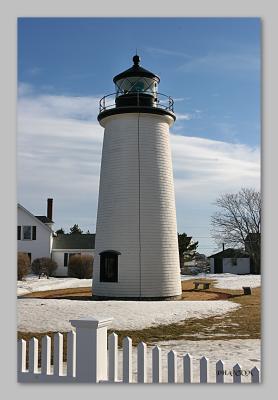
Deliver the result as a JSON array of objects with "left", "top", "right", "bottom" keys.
[
  {"left": 99, "top": 251, "right": 120, "bottom": 282},
  {"left": 64, "top": 253, "right": 68, "bottom": 267},
  {"left": 23, "top": 226, "right": 32, "bottom": 240},
  {"left": 20, "top": 225, "right": 36, "bottom": 240}
]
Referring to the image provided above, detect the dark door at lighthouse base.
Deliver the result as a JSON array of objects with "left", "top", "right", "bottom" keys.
[{"left": 214, "top": 258, "right": 223, "bottom": 273}]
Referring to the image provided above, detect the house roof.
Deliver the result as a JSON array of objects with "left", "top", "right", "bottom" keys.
[
  {"left": 208, "top": 248, "right": 249, "bottom": 259},
  {"left": 17, "top": 204, "right": 53, "bottom": 233},
  {"left": 52, "top": 234, "right": 95, "bottom": 250},
  {"left": 35, "top": 215, "right": 54, "bottom": 224}
]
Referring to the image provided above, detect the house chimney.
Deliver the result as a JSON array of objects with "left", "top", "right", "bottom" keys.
[{"left": 47, "top": 198, "right": 53, "bottom": 221}]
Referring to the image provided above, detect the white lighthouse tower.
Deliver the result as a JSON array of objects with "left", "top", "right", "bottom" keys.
[{"left": 92, "top": 55, "right": 181, "bottom": 299}]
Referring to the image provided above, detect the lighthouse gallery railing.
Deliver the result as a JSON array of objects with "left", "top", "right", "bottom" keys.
[{"left": 99, "top": 92, "right": 174, "bottom": 114}]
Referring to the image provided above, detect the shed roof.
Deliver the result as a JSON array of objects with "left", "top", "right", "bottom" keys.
[
  {"left": 52, "top": 234, "right": 95, "bottom": 250},
  {"left": 208, "top": 248, "right": 249, "bottom": 259}
]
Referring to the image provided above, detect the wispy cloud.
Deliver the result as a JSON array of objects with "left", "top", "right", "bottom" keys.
[
  {"left": 27, "top": 67, "right": 42, "bottom": 76},
  {"left": 175, "top": 110, "right": 203, "bottom": 123},
  {"left": 178, "top": 52, "right": 260, "bottom": 74},
  {"left": 175, "top": 113, "right": 192, "bottom": 121},
  {"left": 17, "top": 84, "right": 260, "bottom": 237},
  {"left": 144, "top": 47, "right": 191, "bottom": 59}
]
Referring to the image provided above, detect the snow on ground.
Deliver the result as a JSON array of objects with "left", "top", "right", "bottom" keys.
[
  {"left": 17, "top": 298, "right": 240, "bottom": 332},
  {"left": 17, "top": 275, "right": 92, "bottom": 296},
  {"left": 181, "top": 273, "right": 261, "bottom": 290},
  {"left": 115, "top": 338, "right": 261, "bottom": 383}
]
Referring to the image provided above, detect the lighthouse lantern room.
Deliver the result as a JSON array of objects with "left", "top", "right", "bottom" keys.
[{"left": 93, "top": 55, "right": 182, "bottom": 299}]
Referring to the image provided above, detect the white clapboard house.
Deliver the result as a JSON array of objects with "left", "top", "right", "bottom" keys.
[{"left": 17, "top": 199, "right": 95, "bottom": 277}]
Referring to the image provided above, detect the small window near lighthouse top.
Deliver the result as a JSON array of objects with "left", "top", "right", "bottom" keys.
[{"left": 99, "top": 250, "right": 120, "bottom": 282}]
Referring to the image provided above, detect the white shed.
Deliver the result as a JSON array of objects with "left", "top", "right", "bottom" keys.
[
  {"left": 209, "top": 248, "right": 250, "bottom": 274},
  {"left": 52, "top": 234, "right": 95, "bottom": 277}
]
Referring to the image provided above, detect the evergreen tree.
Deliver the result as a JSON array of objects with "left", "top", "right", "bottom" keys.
[
  {"left": 69, "top": 224, "right": 83, "bottom": 235},
  {"left": 178, "top": 233, "right": 199, "bottom": 268}
]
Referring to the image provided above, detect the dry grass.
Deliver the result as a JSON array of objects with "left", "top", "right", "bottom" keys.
[
  {"left": 18, "top": 278, "right": 261, "bottom": 348},
  {"left": 21, "top": 286, "right": 92, "bottom": 299}
]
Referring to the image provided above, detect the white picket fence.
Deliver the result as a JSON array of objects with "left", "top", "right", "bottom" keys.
[{"left": 18, "top": 317, "right": 260, "bottom": 384}]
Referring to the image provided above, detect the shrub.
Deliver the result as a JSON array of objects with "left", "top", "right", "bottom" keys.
[
  {"left": 31, "top": 257, "right": 58, "bottom": 277},
  {"left": 68, "top": 254, "right": 93, "bottom": 279},
  {"left": 18, "top": 252, "right": 31, "bottom": 280}
]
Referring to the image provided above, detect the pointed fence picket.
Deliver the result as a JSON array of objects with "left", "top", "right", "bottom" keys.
[
  {"left": 251, "top": 367, "right": 260, "bottom": 383},
  {"left": 29, "top": 337, "right": 38, "bottom": 374},
  {"left": 17, "top": 317, "right": 260, "bottom": 384},
  {"left": 233, "top": 363, "right": 242, "bottom": 383},
  {"left": 41, "top": 335, "right": 51, "bottom": 375},
  {"left": 183, "top": 353, "right": 192, "bottom": 383},
  {"left": 216, "top": 360, "right": 224, "bottom": 383},
  {"left": 137, "top": 342, "right": 147, "bottom": 383},
  {"left": 108, "top": 333, "right": 118, "bottom": 382},
  {"left": 200, "top": 356, "right": 209, "bottom": 383},
  {"left": 53, "top": 333, "right": 63, "bottom": 377},
  {"left": 168, "top": 350, "right": 178, "bottom": 383},
  {"left": 67, "top": 331, "right": 76, "bottom": 378},
  {"left": 152, "top": 346, "right": 162, "bottom": 383},
  {"left": 17, "top": 339, "right": 27, "bottom": 374},
  {"left": 122, "top": 336, "right": 132, "bottom": 383}
]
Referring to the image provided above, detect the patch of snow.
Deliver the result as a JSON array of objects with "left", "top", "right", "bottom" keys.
[
  {"left": 17, "top": 298, "right": 240, "bottom": 332},
  {"left": 17, "top": 275, "right": 92, "bottom": 296},
  {"left": 181, "top": 273, "right": 261, "bottom": 290}
]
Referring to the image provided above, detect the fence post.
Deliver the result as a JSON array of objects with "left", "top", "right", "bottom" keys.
[
  {"left": 152, "top": 346, "right": 162, "bottom": 383},
  {"left": 17, "top": 339, "right": 27, "bottom": 373},
  {"left": 216, "top": 360, "right": 224, "bottom": 383},
  {"left": 233, "top": 363, "right": 242, "bottom": 383},
  {"left": 251, "top": 366, "right": 260, "bottom": 383},
  {"left": 183, "top": 353, "right": 192, "bottom": 383},
  {"left": 108, "top": 332, "right": 118, "bottom": 382},
  {"left": 137, "top": 342, "right": 147, "bottom": 383},
  {"left": 41, "top": 335, "right": 51, "bottom": 375},
  {"left": 70, "top": 317, "right": 113, "bottom": 383},
  {"left": 123, "top": 336, "right": 132, "bottom": 383},
  {"left": 67, "top": 330, "right": 76, "bottom": 378},
  {"left": 200, "top": 356, "right": 209, "bottom": 383},
  {"left": 168, "top": 350, "right": 178, "bottom": 383}
]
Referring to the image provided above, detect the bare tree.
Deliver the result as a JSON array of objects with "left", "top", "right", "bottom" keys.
[{"left": 211, "top": 188, "right": 261, "bottom": 273}]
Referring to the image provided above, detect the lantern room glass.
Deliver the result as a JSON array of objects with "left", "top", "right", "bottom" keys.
[{"left": 115, "top": 76, "right": 158, "bottom": 97}]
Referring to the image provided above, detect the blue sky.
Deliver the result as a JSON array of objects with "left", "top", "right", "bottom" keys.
[{"left": 17, "top": 18, "right": 261, "bottom": 255}]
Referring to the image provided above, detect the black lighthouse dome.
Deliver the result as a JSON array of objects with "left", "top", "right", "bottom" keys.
[{"left": 98, "top": 55, "right": 175, "bottom": 122}]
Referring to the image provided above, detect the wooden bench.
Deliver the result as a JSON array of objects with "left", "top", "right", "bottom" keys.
[{"left": 193, "top": 281, "right": 211, "bottom": 290}]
